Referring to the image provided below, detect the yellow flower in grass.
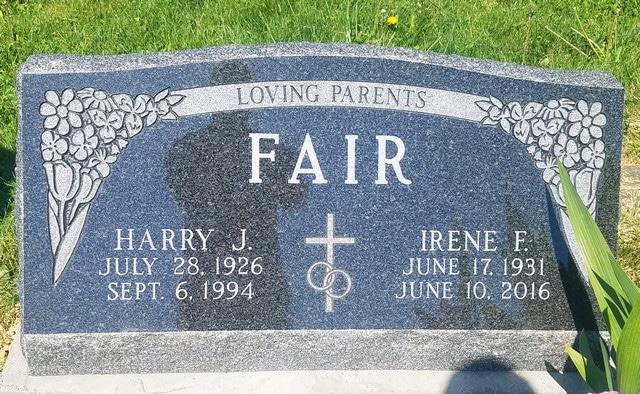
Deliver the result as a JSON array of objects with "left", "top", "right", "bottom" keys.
[{"left": 387, "top": 15, "right": 398, "bottom": 26}]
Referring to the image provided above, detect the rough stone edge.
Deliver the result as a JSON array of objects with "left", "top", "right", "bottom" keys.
[
  {"left": 17, "top": 42, "right": 622, "bottom": 89},
  {"left": 2, "top": 329, "right": 590, "bottom": 394},
  {"left": 21, "top": 329, "right": 599, "bottom": 376},
  {"left": 14, "top": 50, "right": 26, "bottom": 369}
]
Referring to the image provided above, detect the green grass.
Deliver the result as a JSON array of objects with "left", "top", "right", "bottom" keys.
[
  {"left": 620, "top": 197, "right": 640, "bottom": 284},
  {"left": 1, "top": 0, "right": 640, "bottom": 369},
  {"left": 624, "top": 119, "right": 640, "bottom": 164}
]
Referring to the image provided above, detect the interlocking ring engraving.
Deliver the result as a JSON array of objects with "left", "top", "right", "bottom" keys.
[
  {"left": 306, "top": 261, "right": 352, "bottom": 300},
  {"left": 305, "top": 213, "right": 355, "bottom": 312}
]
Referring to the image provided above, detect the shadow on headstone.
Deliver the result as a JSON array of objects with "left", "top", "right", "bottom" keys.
[
  {"left": 166, "top": 60, "right": 306, "bottom": 330},
  {"left": 0, "top": 146, "right": 15, "bottom": 218},
  {"left": 444, "top": 357, "right": 534, "bottom": 394}
]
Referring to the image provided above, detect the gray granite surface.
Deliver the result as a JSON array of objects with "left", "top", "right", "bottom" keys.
[
  {"left": 0, "top": 333, "right": 589, "bottom": 394},
  {"left": 19, "top": 43, "right": 621, "bottom": 89},
  {"left": 22, "top": 329, "right": 585, "bottom": 375},
  {"left": 2, "top": 329, "right": 590, "bottom": 393},
  {"left": 16, "top": 42, "right": 623, "bottom": 375}
]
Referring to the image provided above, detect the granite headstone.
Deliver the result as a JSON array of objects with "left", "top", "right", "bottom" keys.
[{"left": 16, "top": 43, "right": 623, "bottom": 375}]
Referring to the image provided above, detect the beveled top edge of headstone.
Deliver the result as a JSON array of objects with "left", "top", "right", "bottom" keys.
[{"left": 17, "top": 42, "right": 622, "bottom": 89}]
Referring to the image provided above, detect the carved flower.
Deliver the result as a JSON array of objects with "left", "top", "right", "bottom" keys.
[
  {"left": 43, "top": 160, "right": 81, "bottom": 203},
  {"left": 158, "top": 100, "right": 171, "bottom": 115},
  {"left": 74, "top": 168, "right": 102, "bottom": 205},
  {"left": 581, "top": 140, "right": 606, "bottom": 169},
  {"left": 88, "top": 109, "right": 124, "bottom": 144},
  {"left": 112, "top": 93, "right": 150, "bottom": 138},
  {"left": 476, "top": 96, "right": 506, "bottom": 127},
  {"left": 110, "top": 137, "right": 129, "bottom": 155},
  {"left": 567, "top": 100, "right": 606, "bottom": 144},
  {"left": 532, "top": 118, "right": 562, "bottom": 151},
  {"left": 539, "top": 99, "right": 574, "bottom": 120},
  {"left": 527, "top": 144, "right": 544, "bottom": 162},
  {"left": 147, "top": 98, "right": 172, "bottom": 123},
  {"left": 88, "top": 148, "right": 117, "bottom": 178},
  {"left": 535, "top": 154, "right": 560, "bottom": 184},
  {"left": 145, "top": 89, "right": 183, "bottom": 126},
  {"left": 69, "top": 125, "right": 98, "bottom": 161},
  {"left": 40, "top": 130, "right": 69, "bottom": 162},
  {"left": 39, "top": 89, "right": 83, "bottom": 136},
  {"left": 488, "top": 106, "right": 504, "bottom": 122},
  {"left": 78, "top": 88, "right": 114, "bottom": 112},
  {"left": 503, "top": 102, "right": 541, "bottom": 143},
  {"left": 553, "top": 133, "right": 580, "bottom": 168}
]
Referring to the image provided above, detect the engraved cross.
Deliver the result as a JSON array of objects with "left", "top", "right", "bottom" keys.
[{"left": 305, "top": 213, "right": 355, "bottom": 312}]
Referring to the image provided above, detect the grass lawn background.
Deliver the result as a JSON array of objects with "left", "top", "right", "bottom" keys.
[{"left": 1, "top": 0, "right": 639, "bottom": 369}]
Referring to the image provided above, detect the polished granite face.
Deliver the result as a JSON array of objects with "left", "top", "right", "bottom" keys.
[{"left": 16, "top": 43, "right": 623, "bottom": 374}]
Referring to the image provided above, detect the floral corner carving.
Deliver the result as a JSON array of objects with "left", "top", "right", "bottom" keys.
[
  {"left": 475, "top": 96, "right": 606, "bottom": 215},
  {"left": 39, "top": 87, "right": 184, "bottom": 285}
]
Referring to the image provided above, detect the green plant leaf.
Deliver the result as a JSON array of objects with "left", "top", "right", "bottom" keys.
[
  {"left": 602, "top": 306, "right": 623, "bottom": 352},
  {"left": 565, "top": 343, "right": 588, "bottom": 381},
  {"left": 614, "top": 265, "right": 640, "bottom": 311},
  {"left": 617, "top": 297, "right": 640, "bottom": 393},
  {"left": 558, "top": 161, "right": 640, "bottom": 350},
  {"left": 599, "top": 337, "right": 615, "bottom": 391},
  {"left": 565, "top": 331, "right": 610, "bottom": 392}
]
